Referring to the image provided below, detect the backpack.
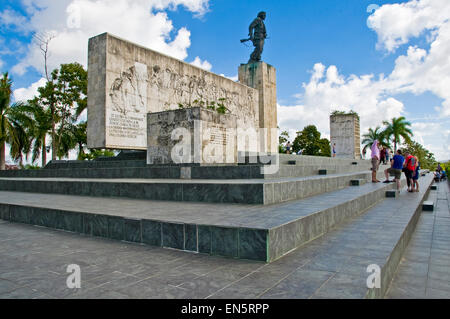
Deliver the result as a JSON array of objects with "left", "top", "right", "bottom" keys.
[{"left": 407, "top": 156, "right": 417, "bottom": 171}]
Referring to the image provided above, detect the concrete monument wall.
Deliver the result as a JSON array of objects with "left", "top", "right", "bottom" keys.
[
  {"left": 87, "top": 33, "right": 259, "bottom": 150},
  {"left": 330, "top": 114, "right": 361, "bottom": 160},
  {"left": 147, "top": 108, "right": 237, "bottom": 165}
]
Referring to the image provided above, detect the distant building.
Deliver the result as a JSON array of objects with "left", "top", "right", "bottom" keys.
[{"left": 330, "top": 113, "right": 361, "bottom": 160}]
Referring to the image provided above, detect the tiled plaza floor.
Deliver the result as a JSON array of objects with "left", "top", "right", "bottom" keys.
[
  {"left": 0, "top": 177, "right": 445, "bottom": 299},
  {"left": 386, "top": 181, "right": 450, "bottom": 299}
]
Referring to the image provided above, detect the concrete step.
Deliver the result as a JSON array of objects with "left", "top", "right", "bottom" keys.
[
  {"left": 0, "top": 163, "right": 372, "bottom": 180},
  {"left": 0, "top": 176, "right": 406, "bottom": 263},
  {"left": 44, "top": 160, "right": 148, "bottom": 170},
  {"left": 385, "top": 181, "right": 450, "bottom": 299},
  {"left": 240, "top": 153, "right": 371, "bottom": 167},
  {"left": 241, "top": 174, "right": 433, "bottom": 299},
  {"left": 0, "top": 171, "right": 371, "bottom": 205}
]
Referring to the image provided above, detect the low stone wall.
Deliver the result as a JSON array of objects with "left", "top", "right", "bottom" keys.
[{"left": 147, "top": 107, "right": 238, "bottom": 165}]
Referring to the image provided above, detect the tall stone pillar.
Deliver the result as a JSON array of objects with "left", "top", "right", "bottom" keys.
[
  {"left": 238, "top": 62, "right": 278, "bottom": 153},
  {"left": 330, "top": 114, "right": 361, "bottom": 159}
]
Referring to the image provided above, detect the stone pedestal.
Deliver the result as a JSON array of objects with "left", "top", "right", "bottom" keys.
[
  {"left": 238, "top": 62, "right": 278, "bottom": 153},
  {"left": 330, "top": 114, "right": 361, "bottom": 160},
  {"left": 147, "top": 108, "right": 237, "bottom": 165}
]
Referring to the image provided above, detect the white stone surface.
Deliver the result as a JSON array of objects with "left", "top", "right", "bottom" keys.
[
  {"left": 330, "top": 114, "right": 361, "bottom": 160},
  {"left": 87, "top": 33, "right": 259, "bottom": 150}
]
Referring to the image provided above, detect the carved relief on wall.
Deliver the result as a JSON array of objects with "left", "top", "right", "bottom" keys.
[
  {"left": 107, "top": 61, "right": 258, "bottom": 150},
  {"left": 147, "top": 64, "right": 258, "bottom": 127},
  {"left": 110, "top": 62, "right": 148, "bottom": 116}
]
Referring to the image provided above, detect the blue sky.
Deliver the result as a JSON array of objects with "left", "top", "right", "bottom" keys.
[{"left": 1, "top": 0, "right": 449, "bottom": 161}]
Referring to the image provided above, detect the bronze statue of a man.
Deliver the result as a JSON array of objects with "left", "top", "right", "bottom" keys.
[{"left": 248, "top": 11, "right": 267, "bottom": 63}]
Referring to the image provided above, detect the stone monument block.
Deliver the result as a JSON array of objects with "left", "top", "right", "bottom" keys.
[
  {"left": 87, "top": 33, "right": 259, "bottom": 151},
  {"left": 330, "top": 114, "right": 361, "bottom": 160},
  {"left": 238, "top": 62, "right": 278, "bottom": 153},
  {"left": 147, "top": 107, "right": 237, "bottom": 165}
]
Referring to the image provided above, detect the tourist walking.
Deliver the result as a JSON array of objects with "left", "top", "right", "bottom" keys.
[
  {"left": 404, "top": 151, "right": 418, "bottom": 193},
  {"left": 332, "top": 143, "right": 337, "bottom": 158},
  {"left": 383, "top": 149, "right": 404, "bottom": 190},
  {"left": 285, "top": 141, "right": 292, "bottom": 154},
  {"left": 371, "top": 140, "right": 381, "bottom": 183},
  {"left": 385, "top": 148, "right": 391, "bottom": 164}
]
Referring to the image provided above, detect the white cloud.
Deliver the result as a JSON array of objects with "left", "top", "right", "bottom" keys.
[
  {"left": 13, "top": 78, "right": 46, "bottom": 102},
  {"left": 0, "top": 58, "right": 3, "bottom": 69},
  {"left": 1, "top": 0, "right": 210, "bottom": 76},
  {"left": 368, "top": 0, "right": 450, "bottom": 52},
  {"left": 218, "top": 74, "right": 238, "bottom": 82},
  {"left": 190, "top": 56, "right": 212, "bottom": 71},
  {"left": 411, "top": 120, "right": 450, "bottom": 161},
  {"left": 279, "top": 0, "right": 450, "bottom": 161},
  {"left": 278, "top": 63, "right": 405, "bottom": 144},
  {"left": 0, "top": 9, "right": 31, "bottom": 34},
  {"left": 368, "top": 0, "right": 450, "bottom": 116}
]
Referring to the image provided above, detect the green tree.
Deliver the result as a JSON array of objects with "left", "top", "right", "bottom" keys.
[
  {"left": 57, "top": 122, "right": 87, "bottom": 160},
  {"left": 362, "top": 126, "right": 390, "bottom": 154},
  {"left": 383, "top": 117, "right": 413, "bottom": 152},
  {"left": 403, "top": 140, "right": 437, "bottom": 171},
  {"left": 22, "top": 98, "right": 52, "bottom": 167},
  {"left": 293, "top": 125, "right": 331, "bottom": 157},
  {"left": 279, "top": 131, "right": 289, "bottom": 153},
  {"left": 36, "top": 63, "right": 87, "bottom": 161},
  {"left": 0, "top": 73, "right": 34, "bottom": 170},
  {"left": 80, "top": 149, "right": 115, "bottom": 161}
]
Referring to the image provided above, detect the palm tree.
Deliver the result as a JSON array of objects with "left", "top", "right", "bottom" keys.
[
  {"left": 0, "top": 73, "right": 33, "bottom": 170},
  {"left": 25, "top": 98, "right": 52, "bottom": 167},
  {"left": 9, "top": 114, "right": 34, "bottom": 167},
  {"left": 362, "top": 126, "right": 389, "bottom": 154},
  {"left": 72, "top": 122, "right": 87, "bottom": 160},
  {"left": 383, "top": 117, "right": 413, "bottom": 152},
  {"left": 54, "top": 122, "right": 87, "bottom": 160}
]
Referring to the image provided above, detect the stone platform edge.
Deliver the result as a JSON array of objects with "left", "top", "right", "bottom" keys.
[
  {"left": 0, "top": 204, "right": 269, "bottom": 262},
  {"left": 366, "top": 175, "right": 434, "bottom": 299}
]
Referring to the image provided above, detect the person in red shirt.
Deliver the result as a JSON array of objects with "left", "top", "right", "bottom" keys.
[{"left": 404, "top": 151, "right": 418, "bottom": 193}]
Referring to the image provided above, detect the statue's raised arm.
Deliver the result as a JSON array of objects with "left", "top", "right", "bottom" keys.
[{"left": 246, "top": 11, "right": 267, "bottom": 63}]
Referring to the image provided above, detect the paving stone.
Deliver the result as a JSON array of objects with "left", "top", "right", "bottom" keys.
[
  {"left": 261, "top": 269, "right": 335, "bottom": 299},
  {"left": 0, "top": 286, "right": 47, "bottom": 299},
  {"left": 311, "top": 273, "right": 369, "bottom": 299},
  {"left": 0, "top": 279, "right": 20, "bottom": 295}
]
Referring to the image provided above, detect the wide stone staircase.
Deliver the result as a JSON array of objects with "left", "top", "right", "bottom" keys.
[{"left": 0, "top": 154, "right": 435, "bottom": 298}]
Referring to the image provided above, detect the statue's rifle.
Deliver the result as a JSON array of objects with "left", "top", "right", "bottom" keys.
[{"left": 240, "top": 36, "right": 270, "bottom": 43}]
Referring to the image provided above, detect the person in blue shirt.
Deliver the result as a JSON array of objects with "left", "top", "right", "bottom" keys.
[
  {"left": 383, "top": 149, "right": 405, "bottom": 190},
  {"left": 412, "top": 161, "right": 420, "bottom": 192}
]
